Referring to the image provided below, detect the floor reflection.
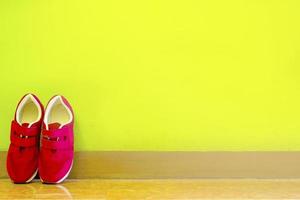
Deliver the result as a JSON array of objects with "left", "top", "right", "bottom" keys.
[
  {"left": 2, "top": 179, "right": 300, "bottom": 199},
  {"left": 1, "top": 180, "right": 73, "bottom": 199},
  {"left": 35, "top": 183, "right": 73, "bottom": 199}
]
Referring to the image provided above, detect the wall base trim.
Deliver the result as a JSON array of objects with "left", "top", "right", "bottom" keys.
[{"left": 1, "top": 151, "right": 300, "bottom": 179}]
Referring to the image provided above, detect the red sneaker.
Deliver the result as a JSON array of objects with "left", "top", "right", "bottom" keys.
[
  {"left": 6, "top": 94, "right": 44, "bottom": 183},
  {"left": 39, "top": 95, "right": 74, "bottom": 183}
]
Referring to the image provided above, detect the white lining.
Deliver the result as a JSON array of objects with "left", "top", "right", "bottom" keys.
[
  {"left": 16, "top": 94, "right": 42, "bottom": 128},
  {"left": 44, "top": 96, "right": 73, "bottom": 130}
]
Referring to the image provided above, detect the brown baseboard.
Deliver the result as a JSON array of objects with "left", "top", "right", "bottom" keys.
[{"left": 1, "top": 151, "right": 300, "bottom": 179}]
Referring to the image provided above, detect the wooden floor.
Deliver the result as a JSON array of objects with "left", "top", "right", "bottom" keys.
[{"left": 1, "top": 179, "right": 300, "bottom": 199}]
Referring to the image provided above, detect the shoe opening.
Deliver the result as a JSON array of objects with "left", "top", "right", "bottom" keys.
[
  {"left": 16, "top": 94, "right": 42, "bottom": 128},
  {"left": 44, "top": 96, "right": 73, "bottom": 130}
]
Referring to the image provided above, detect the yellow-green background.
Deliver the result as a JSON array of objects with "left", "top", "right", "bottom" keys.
[{"left": 0, "top": 0, "right": 300, "bottom": 151}]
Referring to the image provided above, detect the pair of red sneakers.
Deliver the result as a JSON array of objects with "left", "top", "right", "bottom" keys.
[{"left": 6, "top": 94, "right": 74, "bottom": 184}]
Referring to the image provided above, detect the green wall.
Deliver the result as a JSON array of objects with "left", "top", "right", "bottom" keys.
[{"left": 1, "top": 0, "right": 300, "bottom": 151}]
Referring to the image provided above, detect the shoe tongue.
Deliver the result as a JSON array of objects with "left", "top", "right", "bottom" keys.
[
  {"left": 48, "top": 123, "right": 62, "bottom": 130},
  {"left": 21, "top": 123, "right": 30, "bottom": 127}
]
